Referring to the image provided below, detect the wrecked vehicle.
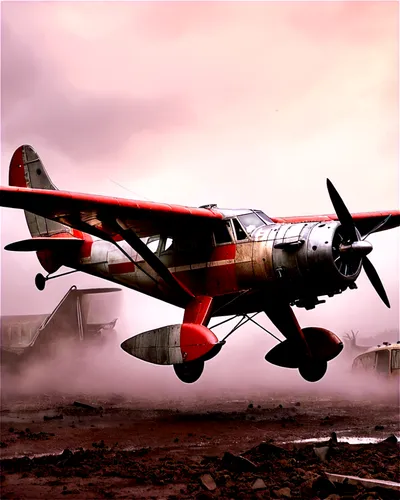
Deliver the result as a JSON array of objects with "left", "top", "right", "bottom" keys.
[
  {"left": 352, "top": 342, "right": 400, "bottom": 380},
  {"left": 1, "top": 286, "right": 121, "bottom": 367}
]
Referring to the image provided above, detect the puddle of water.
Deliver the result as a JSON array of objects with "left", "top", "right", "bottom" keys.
[
  {"left": 284, "top": 436, "right": 399, "bottom": 445},
  {"left": 1, "top": 450, "right": 66, "bottom": 460}
]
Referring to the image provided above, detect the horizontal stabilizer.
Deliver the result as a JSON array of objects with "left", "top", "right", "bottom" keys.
[{"left": 5, "top": 236, "right": 83, "bottom": 252}]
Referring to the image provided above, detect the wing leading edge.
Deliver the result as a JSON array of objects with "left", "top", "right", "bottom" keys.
[
  {"left": 0, "top": 186, "right": 224, "bottom": 239},
  {"left": 1, "top": 186, "right": 398, "bottom": 240}
]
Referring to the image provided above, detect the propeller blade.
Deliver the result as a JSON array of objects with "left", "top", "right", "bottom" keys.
[
  {"left": 326, "top": 179, "right": 357, "bottom": 242},
  {"left": 362, "top": 215, "right": 392, "bottom": 241},
  {"left": 362, "top": 256, "right": 390, "bottom": 308}
]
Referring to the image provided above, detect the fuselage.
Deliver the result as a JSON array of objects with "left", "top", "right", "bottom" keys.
[{"left": 56, "top": 209, "right": 360, "bottom": 316}]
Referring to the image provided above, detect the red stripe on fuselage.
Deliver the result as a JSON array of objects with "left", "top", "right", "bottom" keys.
[{"left": 171, "top": 244, "right": 238, "bottom": 296}]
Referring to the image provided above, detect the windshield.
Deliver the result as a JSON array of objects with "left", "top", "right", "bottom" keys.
[
  {"left": 237, "top": 213, "right": 265, "bottom": 235},
  {"left": 256, "top": 211, "right": 274, "bottom": 224}
]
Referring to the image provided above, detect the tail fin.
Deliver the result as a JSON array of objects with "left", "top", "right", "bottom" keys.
[{"left": 9, "top": 145, "right": 71, "bottom": 238}]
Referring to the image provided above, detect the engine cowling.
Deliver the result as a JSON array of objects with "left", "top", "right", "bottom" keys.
[
  {"left": 252, "top": 221, "right": 363, "bottom": 308},
  {"left": 274, "top": 221, "right": 363, "bottom": 285}
]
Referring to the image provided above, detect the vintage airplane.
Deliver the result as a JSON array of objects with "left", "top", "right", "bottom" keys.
[{"left": 1, "top": 145, "right": 399, "bottom": 383}]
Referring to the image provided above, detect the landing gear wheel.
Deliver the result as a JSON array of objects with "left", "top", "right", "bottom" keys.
[
  {"left": 299, "top": 360, "right": 327, "bottom": 382},
  {"left": 35, "top": 273, "right": 46, "bottom": 291},
  {"left": 173, "top": 360, "right": 204, "bottom": 384}
]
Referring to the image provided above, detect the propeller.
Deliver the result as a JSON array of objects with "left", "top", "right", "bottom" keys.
[{"left": 326, "top": 179, "right": 391, "bottom": 308}]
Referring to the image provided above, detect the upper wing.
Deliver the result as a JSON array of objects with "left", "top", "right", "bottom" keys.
[
  {"left": 0, "top": 186, "right": 224, "bottom": 239},
  {"left": 270, "top": 211, "right": 400, "bottom": 237},
  {"left": 0, "top": 186, "right": 225, "bottom": 305}
]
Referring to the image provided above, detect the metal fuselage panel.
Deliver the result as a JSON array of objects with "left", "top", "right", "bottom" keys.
[{"left": 62, "top": 220, "right": 359, "bottom": 312}]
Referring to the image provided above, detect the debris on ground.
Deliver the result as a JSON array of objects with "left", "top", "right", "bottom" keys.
[
  {"left": 73, "top": 401, "right": 103, "bottom": 412},
  {"left": 1, "top": 396, "right": 399, "bottom": 499},
  {"left": 43, "top": 414, "right": 64, "bottom": 421},
  {"left": 221, "top": 451, "right": 258, "bottom": 472},
  {"left": 313, "top": 445, "right": 330, "bottom": 462},
  {"left": 381, "top": 434, "right": 398, "bottom": 444},
  {"left": 200, "top": 473, "right": 217, "bottom": 491},
  {"left": 274, "top": 486, "right": 292, "bottom": 498},
  {"left": 252, "top": 478, "right": 267, "bottom": 490}
]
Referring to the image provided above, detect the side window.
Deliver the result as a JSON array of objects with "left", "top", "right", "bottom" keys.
[
  {"left": 175, "top": 231, "right": 211, "bottom": 252},
  {"left": 233, "top": 219, "right": 247, "bottom": 241},
  {"left": 391, "top": 349, "right": 400, "bottom": 371},
  {"left": 161, "top": 237, "right": 174, "bottom": 254},
  {"left": 376, "top": 350, "right": 390, "bottom": 374},
  {"left": 213, "top": 221, "right": 233, "bottom": 245},
  {"left": 146, "top": 235, "right": 160, "bottom": 254},
  {"left": 360, "top": 353, "right": 375, "bottom": 370}
]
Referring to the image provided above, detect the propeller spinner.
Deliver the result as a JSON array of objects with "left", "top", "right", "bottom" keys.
[{"left": 326, "top": 179, "right": 391, "bottom": 308}]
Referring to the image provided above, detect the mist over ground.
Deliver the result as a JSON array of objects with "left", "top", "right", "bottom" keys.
[{"left": 2, "top": 289, "right": 398, "bottom": 407}]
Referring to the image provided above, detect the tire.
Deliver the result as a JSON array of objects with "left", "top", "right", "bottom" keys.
[
  {"left": 299, "top": 360, "right": 328, "bottom": 382},
  {"left": 173, "top": 360, "right": 204, "bottom": 383}
]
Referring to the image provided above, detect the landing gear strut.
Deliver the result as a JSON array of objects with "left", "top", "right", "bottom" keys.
[
  {"left": 207, "top": 303, "right": 342, "bottom": 383},
  {"left": 263, "top": 300, "right": 342, "bottom": 382},
  {"left": 35, "top": 269, "right": 79, "bottom": 291}
]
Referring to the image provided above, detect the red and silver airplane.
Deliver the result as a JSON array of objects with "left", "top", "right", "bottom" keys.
[{"left": 1, "top": 145, "right": 399, "bottom": 383}]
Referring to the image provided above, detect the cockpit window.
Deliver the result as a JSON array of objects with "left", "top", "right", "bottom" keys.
[
  {"left": 238, "top": 213, "right": 265, "bottom": 236},
  {"left": 256, "top": 211, "right": 274, "bottom": 224},
  {"left": 232, "top": 218, "right": 247, "bottom": 241},
  {"left": 160, "top": 237, "right": 173, "bottom": 254},
  {"left": 213, "top": 221, "right": 233, "bottom": 245},
  {"left": 146, "top": 235, "right": 160, "bottom": 253}
]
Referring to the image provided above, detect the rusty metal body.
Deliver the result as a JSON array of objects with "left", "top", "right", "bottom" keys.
[
  {"left": 72, "top": 219, "right": 359, "bottom": 315},
  {"left": 2, "top": 145, "right": 399, "bottom": 383}
]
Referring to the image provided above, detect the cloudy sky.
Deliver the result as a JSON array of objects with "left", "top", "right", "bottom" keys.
[{"left": 1, "top": 1, "right": 399, "bottom": 350}]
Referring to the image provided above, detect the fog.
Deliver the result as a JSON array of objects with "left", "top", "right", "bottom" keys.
[
  {"left": 1, "top": 2, "right": 399, "bottom": 400},
  {"left": 2, "top": 292, "right": 398, "bottom": 407}
]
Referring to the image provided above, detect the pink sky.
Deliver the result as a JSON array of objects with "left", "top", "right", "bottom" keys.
[{"left": 1, "top": 2, "right": 399, "bottom": 342}]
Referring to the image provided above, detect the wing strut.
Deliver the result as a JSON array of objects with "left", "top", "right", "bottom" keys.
[
  {"left": 114, "top": 219, "right": 194, "bottom": 304},
  {"left": 60, "top": 216, "right": 163, "bottom": 289},
  {"left": 57, "top": 215, "right": 194, "bottom": 304}
]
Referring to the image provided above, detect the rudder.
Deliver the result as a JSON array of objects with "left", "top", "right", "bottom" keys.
[
  {"left": 9, "top": 145, "right": 57, "bottom": 190},
  {"left": 9, "top": 145, "right": 71, "bottom": 238}
]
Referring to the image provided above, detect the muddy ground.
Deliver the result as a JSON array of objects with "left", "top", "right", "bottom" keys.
[{"left": 1, "top": 391, "right": 399, "bottom": 499}]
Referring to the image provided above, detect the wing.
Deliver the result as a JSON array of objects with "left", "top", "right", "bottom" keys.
[
  {"left": 0, "top": 186, "right": 224, "bottom": 305},
  {"left": 270, "top": 211, "right": 400, "bottom": 237},
  {"left": 0, "top": 186, "right": 223, "bottom": 239}
]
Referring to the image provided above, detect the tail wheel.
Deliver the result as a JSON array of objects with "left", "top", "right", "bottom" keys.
[
  {"left": 35, "top": 273, "right": 46, "bottom": 291},
  {"left": 299, "top": 360, "right": 327, "bottom": 382},
  {"left": 173, "top": 360, "right": 204, "bottom": 384}
]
